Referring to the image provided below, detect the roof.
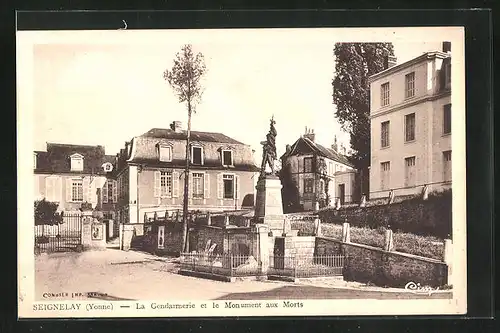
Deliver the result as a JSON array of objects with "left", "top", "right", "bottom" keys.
[
  {"left": 368, "top": 51, "right": 451, "bottom": 83},
  {"left": 281, "top": 137, "right": 354, "bottom": 167},
  {"left": 142, "top": 128, "right": 244, "bottom": 145},
  {"left": 120, "top": 129, "right": 260, "bottom": 172},
  {"left": 34, "top": 143, "right": 114, "bottom": 175}
]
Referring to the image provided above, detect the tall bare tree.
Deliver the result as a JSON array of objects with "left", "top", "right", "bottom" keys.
[{"left": 163, "top": 44, "right": 207, "bottom": 252}]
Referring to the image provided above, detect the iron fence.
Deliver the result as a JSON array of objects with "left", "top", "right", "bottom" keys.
[
  {"left": 34, "top": 213, "right": 82, "bottom": 253},
  {"left": 268, "top": 254, "right": 344, "bottom": 278},
  {"left": 179, "top": 252, "right": 263, "bottom": 277}
]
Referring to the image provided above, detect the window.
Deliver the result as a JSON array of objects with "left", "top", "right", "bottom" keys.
[
  {"left": 380, "top": 161, "right": 390, "bottom": 190},
  {"left": 404, "top": 157, "right": 416, "bottom": 187},
  {"left": 192, "top": 173, "right": 204, "bottom": 198},
  {"left": 102, "top": 180, "right": 117, "bottom": 204},
  {"left": 222, "top": 150, "right": 233, "bottom": 166},
  {"left": 443, "top": 104, "right": 451, "bottom": 135},
  {"left": 159, "top": 145, "right": 172, "bottom": 162},
  {"left": 405, "top": 113, "right": 416, "bottom": 142},
  {"left": 304, "top": 178, "right": 314, "bottom": 194},
  {"left": 405, "top": 72, "right": 415, "bottom": 98},
  {"left": 70, "top": 154, "right": 84, "bottom": 172},
  {"left": 381, "top": 121, "right": 390, "bottom": 148},
  {"left": 443, "top": 151, "right": 452, "bottom": 182},
  {"left": 160, "top": 171, "right": 172, "bottom": 197},
  {"left": 191, "top": 146, "right": 203, "bottom": 165},
  {"left": 381, "top": 82, "right": 390, "bottom": 106},
  {"left": 223, "top": 174, "right": 234, "bottom": 199},
  {"left": 319, "top": 179, "right": 325, "bottom": 194},
  {"left": 71, "top": 179, "right": 83, "bottom": 202},
  {"left": 45, "top": 177, "right": 61, "bottom": 202},
  {"left": 303, "top": 157, "right": 313, "bottom": 173}
]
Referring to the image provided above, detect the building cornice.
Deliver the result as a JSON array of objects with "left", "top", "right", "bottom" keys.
[
  {"left": 368, "top": 51, "right": 451, "bottom": 83},
  {"left": 370, "top": 90, "right": 451, "bottom": 119}
]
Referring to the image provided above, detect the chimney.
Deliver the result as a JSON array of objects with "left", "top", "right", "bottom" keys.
[
  {"left": 442, "top": 41, "right": 451, "bottom": 53},
  {"left": 383, "top": 55, "right": 397, "bottom": 69},
  {"left": 303, "top": 127, "right": 315, "bottom": 142},
  {"left": 170, "top": 121, "right": 183, "bottom": 133},
  {"left": 285, "top": 144, "right": 291, "bottom": 154},
  {"left": 332, "top": 135, "right": 338, "bottom": 152}
]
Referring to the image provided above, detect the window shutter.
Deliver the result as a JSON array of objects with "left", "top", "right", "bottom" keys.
[
  {"left": 172, "top": 171, "right": 179, "bottom": 197},
  {"left": 83, "top": 177, "right": 90, "bottom": 203},
  {"left": 154, "top": 171, "right": 161, "bottom": 197},
  {"left": 102, "top": 181, "right": 108, "bottom": 203},
  {"left": 112, "top": 180, "right": 118, "bottom": 202},
  {"left": 66, "top": 179, "right": 72, "bottom": 202},
  {"left": 45, "top": 177, "right": 53, "bottom": 201},
  {"left": 188, "top": 172, "right": 193, "bottom": 198},
  {"left": 217, "top": 173, "right": 223, "bottom": 199},
  {"left": 235, "top": 175, "right": 240, "bottom": 199},
  {"left": 56, "top": 177, "right": 62, "bottom": 202},
  {"left": 204, "top": 173, "right": 210, "bottom": 198}
]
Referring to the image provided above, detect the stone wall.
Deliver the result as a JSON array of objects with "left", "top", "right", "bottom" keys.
[
  {"left": 315, "top": 236, "right": 448, "bottom": 288},
  {"left": 141, "top": 222, "right": 183, "bottom": 255}
]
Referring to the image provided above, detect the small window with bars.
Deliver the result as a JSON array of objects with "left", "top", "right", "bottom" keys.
[
  {"left": 405, "top": 72, "right": 415, "bottom": 98},
  {"left": 443, "top": 104, "right": 451, "bottom": 135},
  {"left": 381, "top": 82, "right": 390, "bottom": 106},
  {"left": 381, "top": 121, "right": 390, "bottom": 148},
  {"left": 405, "top": 113, "right": 416, "bottom": 142}
]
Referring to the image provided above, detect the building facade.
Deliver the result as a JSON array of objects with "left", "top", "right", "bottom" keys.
[
  {"left": 114, "top": 121, "right": 260, "bottom": 225},
  {"left": 281, "top": 128, "right": 356, "bottom": 211},
  {"left": 368, "top": 42, "right": 452, "bottom": 199},
  {"left": 34, "top": 143, "right": 117, "bottom": 217}
]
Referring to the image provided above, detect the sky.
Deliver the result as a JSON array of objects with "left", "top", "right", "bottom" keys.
[{"left": 28, "top": 29, "right": 445, "bottom": 164}]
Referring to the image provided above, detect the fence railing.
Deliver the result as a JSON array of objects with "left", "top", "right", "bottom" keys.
[
  {"left": 179, "top": 252, "right": 263, "bottom": 277},
  {"left": 268, "top": 254, "right": 344, "bottom": 278}
]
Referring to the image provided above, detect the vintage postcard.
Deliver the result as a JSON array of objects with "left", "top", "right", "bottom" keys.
[{"left": 17, "top": 26, "right": 467, "bottom": 318}]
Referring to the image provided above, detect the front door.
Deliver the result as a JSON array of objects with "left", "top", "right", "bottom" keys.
[{"left": 338, "top": 184, "right": 345, "bottom": 205}]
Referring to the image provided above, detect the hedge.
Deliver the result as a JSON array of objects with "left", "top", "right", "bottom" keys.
[{"left": 318, "top": 189, "right": 452, "bottom": 238}]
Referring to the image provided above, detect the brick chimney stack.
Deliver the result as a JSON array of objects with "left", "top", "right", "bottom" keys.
[
  {"left": 442, "top": 41, "right": 451, "bottom": 53},
  {"left": 170, "top": 121, "right": 183, "bottom": 133},
  {"left": 303, "top": 127, "right": 315, "bottom": 142},
  {"left": 332, "top": 135, "right": 338, "bottom": 151},
  {"left": 383, "top": 55, "right": 398, "bottom": 69}
]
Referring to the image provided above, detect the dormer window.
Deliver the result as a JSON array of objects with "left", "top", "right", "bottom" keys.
[
  {"left": 191, "top": 146, "right": 204, "bottom": 165},
  {"left": 222, "top": 149, "right": 233, "bottom": 167},
  {"left": 158, "top": 144, "right": 172, "bottom": 162},
  {"left": 102, "top": 162, "right": 113, "bottom": 173},
  {"left": 70, "top": 153, "right": 84, "bottom": 172}
]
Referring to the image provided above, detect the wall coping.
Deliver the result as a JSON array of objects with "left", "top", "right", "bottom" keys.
[{"left": 316, "top": 236, "right": 446, "bottom": 265}]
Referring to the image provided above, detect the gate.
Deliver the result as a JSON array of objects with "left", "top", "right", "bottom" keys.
[{"left": 35, "top": 213, "right": 82, "bottom": 253}]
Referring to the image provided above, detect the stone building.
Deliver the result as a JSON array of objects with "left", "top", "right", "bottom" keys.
[
  {"left": 280, "top": 128, "right": 356, "bottom": 211},
  {"left": 368, "top": 42, "right": 452, "bottom": 199},
  {"left": 33, "top": 143, "right": 117, "bottom": 217},
  {"left": 114, "top": 121, "right": 260, "bottom": 225}
]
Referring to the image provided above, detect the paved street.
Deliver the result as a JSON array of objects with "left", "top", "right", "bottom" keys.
[{"left": 35, "top": 249, "right": 452, "bottom": 301}]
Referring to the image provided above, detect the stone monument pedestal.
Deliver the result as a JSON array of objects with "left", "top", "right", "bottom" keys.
[{"left": 253, "top": 175, "right": 284, "bottom": 235}]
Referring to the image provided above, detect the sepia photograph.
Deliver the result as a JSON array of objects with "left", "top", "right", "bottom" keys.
[{"left": 17, "top": 26, "right": 466, "bottom": 318}]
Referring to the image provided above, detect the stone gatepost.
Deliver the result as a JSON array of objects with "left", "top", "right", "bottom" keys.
[
  {"left": 314, "top": 217, "right": 322, "bottom": 237},
  {"left": 252, "top": 224, "right": 270, "bottom": 275},
  {"left": 120, "top": 224, "right": 135, "bottom": 251},
  {"left": 81, "top": 209, "right": 107, "bottom": 251},
  {"left": 384, "top": 229, "right": 394, "bottom": 252},
  {"left": 342, "top": 222, "right": 350, "bottom": 243}
]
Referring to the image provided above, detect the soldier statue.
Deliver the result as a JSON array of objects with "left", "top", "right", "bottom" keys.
[{"left": 260, "top": 116, "right": 278, "bottom": 178}]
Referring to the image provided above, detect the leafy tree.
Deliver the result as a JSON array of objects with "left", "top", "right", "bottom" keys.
[
  {"left": 164, "top": 44, "right": 207, "bottom": 253},
  {"left": 278, "top": 160, "right": 302, "bottom": 213},
  {"left": 34, "top": 199, "right": 63, "bottom": 226},
  {"left": 332, "top": 43, "right": 395, "bottom": 197}
]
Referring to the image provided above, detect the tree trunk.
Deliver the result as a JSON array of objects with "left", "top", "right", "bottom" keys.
[{"left": 181, "top": 103, "right": 192, "bottom": 253}]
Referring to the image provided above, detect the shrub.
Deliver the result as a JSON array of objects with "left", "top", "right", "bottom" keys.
[
  {"left": 34, "top": 199, "right": 63, "bottom": 226},
  {"left": 318, "top": 189, "right": 452, "bottom": 238}
]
